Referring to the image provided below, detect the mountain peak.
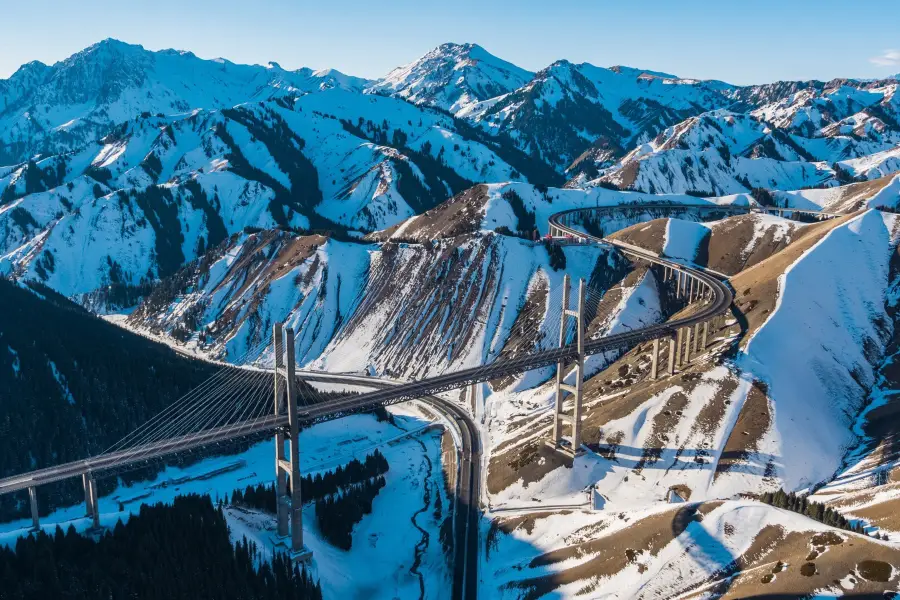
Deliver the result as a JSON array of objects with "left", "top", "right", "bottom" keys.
[
  {"left": 609, "top": 65, "right": 679, "bottom": 80},
  {"left": 7, "top": 60, "right": 49, "bottom": 81},
  {"left": 368, "top": 41, "right": 533, "bottom": 113}
]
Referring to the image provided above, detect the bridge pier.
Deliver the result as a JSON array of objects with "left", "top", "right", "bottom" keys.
[
  {"left": 675, "top": 328, "right": 683, "bottom": 366},
  {"left": 28, "top": 486, "right": 38, "bottom": 531},
  {"left": 689, "top": 277, "right": 695, "bottom": 302},
  {"left": 667, "top": 336, "right": 676, "bottom": 375},
  {"left": 272, "top": 323, "right": 312, "bottom": 562},
  {"left": 550, "top": 275, "right": 585, "bottom": 455},
  {"left": 82, "top": 473, "right": 101, "bottom": 530},
  {"left": 684, "top": 327, "right": 692, "bottom": 364},
  {"left": 273, "top": 324, "right": 290, "bottom": 541},
  {"left": 82, "top": 473, "right": 93, "bottom": 518},
  {"left": 702, "top": 321, "right": 709, "bottom": 349},
  {"left": 650, "top": 338, "right": 660, "bottom": 380},
  {"left": 693, "top": 323, "right": 700, "bottom": 354}
]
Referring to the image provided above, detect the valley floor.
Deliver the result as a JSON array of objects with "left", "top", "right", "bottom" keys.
[{"left": 0, "top": 404, "right": 453, "bottom": 600}]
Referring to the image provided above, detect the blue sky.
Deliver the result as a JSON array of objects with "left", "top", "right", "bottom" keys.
[{"left": 3, "top": 0, "right": 900, "bottom": 84}]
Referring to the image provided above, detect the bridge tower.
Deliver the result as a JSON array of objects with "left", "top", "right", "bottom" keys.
[
  {"left": 550, "top": 274, "right": 586, "bottom": 455},
  {"left": 273, "top": 323, "right": 312, "bottom": 562},
  {"left": 82, "top": 473, "right": 100, "bottom": 531}
]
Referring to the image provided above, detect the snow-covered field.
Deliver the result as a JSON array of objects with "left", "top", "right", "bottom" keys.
[{"left": 0, "top": 405, "right": 452, "bottom": 599}]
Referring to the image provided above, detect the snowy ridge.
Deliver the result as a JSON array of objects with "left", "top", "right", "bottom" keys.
[
  {"left": 0, "top": 39, "right": 370, "bottom": 164},
  {"left": 739, "top": 210, "right": 900, "bottom": 490},
  {"left": 366, "top": 43, "right": 533, "bottom": 114}
]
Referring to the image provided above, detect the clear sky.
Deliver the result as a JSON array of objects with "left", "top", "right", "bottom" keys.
[{"left": 3, "top": 0, "right": 900, "bottom": 85}]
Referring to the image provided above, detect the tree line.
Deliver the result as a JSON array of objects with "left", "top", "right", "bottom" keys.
[
  {"left": 0, "top": 279, "right": 216, "bottom": 522},
  {"left": 0, "top": 494, "right": 322, "bottom": 600},
  {"left": 228, "top": 449, "right": 390, "bottom": 512},
  {"left": 759, "top": 489, "right": 888, "bottom": 539},
  {"left": 314, "top": 476, "right": 387, "bottom": 550}
]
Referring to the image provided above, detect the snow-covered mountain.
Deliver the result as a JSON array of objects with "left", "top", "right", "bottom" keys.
[
  {"left": 366, "top": 43, "right": 533, "bottom": 114},
  {"left": 461, "top": 59, "right": 737, "bottom": 173},
  {"left": 0, "top": 91, "right": 544, "bottom": 304},
  {"left": 0, "top": 39, "right": 370, "bottom": 165},
  {"left": 579, "top": 110, "right": 837, "bottom": 195}
]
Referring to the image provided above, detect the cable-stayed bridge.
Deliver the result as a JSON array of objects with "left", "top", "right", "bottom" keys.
[{"left": 0, "top": 202, "right": 838, "bottom": 594}]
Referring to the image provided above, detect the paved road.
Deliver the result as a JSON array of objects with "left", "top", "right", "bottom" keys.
[{"left": 300, "top": 373, "right": 481, "bottom": 600}]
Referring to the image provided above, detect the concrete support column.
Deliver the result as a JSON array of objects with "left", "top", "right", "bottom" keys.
[
  {"left": 82, "top": 473, "right": 94, "bottom": 518},
  {"left": 702, "top": 321, "right": 709, "bottom": 349},
  {"left": 571, "top": 279, "right": 586, "bottom": 452},
  {"left": 87, "top": 476, "right": 100, "bottom": 530},
  {"left": 675, "top": 328, "right": 683, "bottom": 366},
  {"left": 28, "top": 486, "right": 38, "bottom": 531},
  {"left": 273, "top": 323, "right": 289, "bottom": 540},
  {"left": 551, "top": 274, "right": 571, "bottom": 446},
  {"left": 667, "top": 336, "right": 676, "bottom": 375},
  {"left": 550, "top": 276, "right": 586, "bottom": 455},
  {"left": 689, "top": 277, "right": 695, "bottom": 302},
  {"left": 693, "top": 323, "right": 700, "bottom": 354},
  {"left": 650, "top": 337, "right": 660, "bottom": 380},
  {"left": 675, "top": 272, "right": 682, "bottom": 298},
  {"left": 684, "top": 327, "right": 692, "bottom": 364},
  {"left": 284, "top": 329, "right": 304, "bottom": 554}
]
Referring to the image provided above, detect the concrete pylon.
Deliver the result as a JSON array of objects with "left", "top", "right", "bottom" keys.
[
  {"left": 550, "top": 275, "right": 586, "bottom": 455},
  {"left": 273, "top": 323, "right": 311, "bottom": 561},
  {"left": 667, "top": 335, "right": 676, "bottom": 375},
  {"left": 273, "top": 323, "right": 289, "bottom": 540},
  {"left": 650, "top": 338, "right": 660, "bottom": 380},
  {"left": 693, "top": 323, "right": 700, "bottom": 353},
  {"left": 702, "top": 321, "right": 709, "bottom": 349},
  {"left": 82, "top": 473, "right": 100, "bottom": 530},
  {"left": 284, "top": 329, "right": 305, "bottom": 556},
  {"left": 684, "top": 327, "right": 692, "bottom": 364},
  {"left": 675, "top": 328, "right": 682, "bottom": 366},
  {"left": 551, "top": 276, "right": 570, "bottom": 445},
  {"left": 82, "top": 473, "right": 94, "bottom": 518},
  {"left": 28, "top": 486, "right": 38, "bottom": 531}
]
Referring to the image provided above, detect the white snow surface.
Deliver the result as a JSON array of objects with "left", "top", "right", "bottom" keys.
[
  {"left": 662, "top": 218, "right": 709, "bottom": 262},
  {"left": 485, "top": 500, "right": 838, "bottom": 599},
  {"left": 0, "top": 407, "right": 452, "bottom": 600},
  {"left": 739, "top": 210, "right": 900, "bottom": 490}
]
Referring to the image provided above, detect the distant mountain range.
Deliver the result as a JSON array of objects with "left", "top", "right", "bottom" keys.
[{"left": 2, "top": 39, "right": 900, "bottom": 308}]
